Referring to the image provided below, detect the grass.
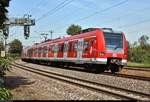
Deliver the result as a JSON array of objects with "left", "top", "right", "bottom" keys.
[{"left": 127, "top": 61, "right": 150, "bottom": 68}]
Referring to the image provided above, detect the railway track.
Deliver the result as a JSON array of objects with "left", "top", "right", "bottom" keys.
[
  {"left": 124, "top": 67, "right": 150, "bottom": 72},
  {"left": 11, "top": 62, "right": 150, "bottom": 100},
  {"left": 103, "top": 72, "right": 150, "bottom": 82},
  {"left": 17, "top": 60, "right": 150, "bottom": 82}
]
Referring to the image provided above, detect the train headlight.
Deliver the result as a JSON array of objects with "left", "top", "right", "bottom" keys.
[{"left": 99, "top": 52, "right": 105, "bottom": 56}]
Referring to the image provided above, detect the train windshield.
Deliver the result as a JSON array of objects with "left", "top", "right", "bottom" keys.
[{"left": 103, "top": 32, "right": 124, "bottom": 53}]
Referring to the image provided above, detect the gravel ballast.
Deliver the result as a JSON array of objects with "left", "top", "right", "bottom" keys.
[
  {"left": 6, "top": 65, "right": 118, "bottom": 100},
  {"left": 17, "top": 60, "right": 150, "bottom": 95}
]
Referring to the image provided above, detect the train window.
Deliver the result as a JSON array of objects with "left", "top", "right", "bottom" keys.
[
  {"left": 38, "top": 47, "right": 42, "bottom": 54},
  {"left": 91, "top": 37, "right": 96, "bottom": 46},
  {"left": 58, "top": 43, "right": 64, "bottom": 52},
  {"left": 43, "top": 46, "right": 47, "bottom": 54},
  {"left": 84, "top": 40, "right": 89, "bottom": 52},
  {"left": 49, "top": 46, "right": 52, "bottom": 53},
  {"left": 61, "top": 43, "right": 64, "bottom": 52},
  {"left": 64, "top": 42, "right": 68, "bottom": 52},
  {"left": 28, "top": 48, "right": 33, "bottom": 57},
  {"left": 74, "top": 42, "right": 78, "bottom": 51},
  {"left": 69, "top": 42, "right": 73, "bottom": 51},
  {"left": 51, "top": 45, "right": 54, "bottom": 53},
  {"left": 54, "top": 45, "right": 58, "bottom": 53},
  {"left": 35, "top": 48, "right": 37, "bottom": 54}
]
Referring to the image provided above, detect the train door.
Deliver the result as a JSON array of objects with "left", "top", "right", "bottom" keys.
[
  {"left": 57, "top": 43, "right": 64, "bottom": 58},
  {"left": 89, "top": 37, "right": 96, "bottom": 59},
  {"left": 73, "top": 40, "right": 78, "bottom": 58},
  {"left": 67, "top": 41, "right": 73, "bottom": 58},
  {"left": 54, "top": 44, "right": 58, "bottom": 60},
  {"left": 64, "top": 41, "right": 68, "bottom": 60},
  {"left": 77, "top": 39, "right": 83, "bottom": 60},
  {"left": 82, "top": 38, "right": 90, "bottom": 58}
]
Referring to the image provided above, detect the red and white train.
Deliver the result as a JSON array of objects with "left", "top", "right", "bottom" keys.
[{"left": 22, "top": 28, "right": 128, "bottom": 73}]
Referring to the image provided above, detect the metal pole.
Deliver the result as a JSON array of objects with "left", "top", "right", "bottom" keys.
[
  {"left": 4, "top": 38, "right": 6, "bottom": 58},
  {"left": 50, "top": 30, "right": 53, "bottom": 40}
]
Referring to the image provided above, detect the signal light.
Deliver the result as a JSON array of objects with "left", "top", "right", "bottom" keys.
[
  {"left": 3, "top": 26, "right": 9, "bottom": 39},
  {"left": 24, "top": 25, "right": 30, "bottom": 39}
]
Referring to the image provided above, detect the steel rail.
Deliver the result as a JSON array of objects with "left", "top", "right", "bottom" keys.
[
  {"left": 103, "top": 72, "right": 150, "bottom": 82},
  {"left": 11, "top": 62, "right": 150, "bottom": 100},
  {"left": 124, "top": 67, "right": 150, "bottom": 72}
]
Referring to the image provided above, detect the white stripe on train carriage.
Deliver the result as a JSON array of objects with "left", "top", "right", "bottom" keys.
[{"left": 31, "top": 57, "right": 107, "bottom": 62}]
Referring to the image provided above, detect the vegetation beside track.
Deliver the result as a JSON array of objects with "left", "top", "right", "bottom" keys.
[
  {"left": 0, "top": 58, "right": 12, "bottom": 100},
  {"left": 127, "top": 62, "right": 150, "bottom": 68}
]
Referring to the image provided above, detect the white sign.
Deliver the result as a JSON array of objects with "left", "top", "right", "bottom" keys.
[{"left": 1, "top": 51, "right": 5, "bottom": 57}]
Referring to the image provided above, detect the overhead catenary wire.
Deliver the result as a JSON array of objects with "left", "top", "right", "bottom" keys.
[
  {"left": 29, "top": 0, "right": 46, "bottom": 15},
  {"left": 98, "top": 6, "right": 150, "bottom": 25},
  {"left": 75, "top": 0, "right": 128, "bottom": 22},
  {"left": 36, "top": 0, "right": 74, "bottom": 22},
  {"left": 118, "top": 18, "right": 150, "bottom": 29},
  {"left": 54, "top": 0, "right": 128, "bottom": 31},
  {"left": 44, "top": 1, "right": 96, "bottom": 28}
]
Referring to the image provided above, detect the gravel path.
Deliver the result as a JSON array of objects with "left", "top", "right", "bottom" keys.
[
  {"left": 17, "top": 60, "right": 150, "bottom": 95},
  {"left": 5, "top": 65, "right": 118, "bottom": 100}
]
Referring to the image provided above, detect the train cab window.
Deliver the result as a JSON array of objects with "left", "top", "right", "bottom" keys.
[{"left": 84, "top": 40, "right": 89, "bottom": 52}]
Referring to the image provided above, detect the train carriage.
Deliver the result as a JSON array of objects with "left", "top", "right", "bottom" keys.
[{"left": 22, "top": 28, "right": 127, "bottom": 73}]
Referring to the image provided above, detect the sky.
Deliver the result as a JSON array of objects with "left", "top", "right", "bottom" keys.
[{"left": 7, "top": 0, "right": 150, "bottom": 47}]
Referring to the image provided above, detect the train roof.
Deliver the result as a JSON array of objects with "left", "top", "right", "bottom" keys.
[{"left": 25, "top": 28, "right": 123, "bottom": 50}]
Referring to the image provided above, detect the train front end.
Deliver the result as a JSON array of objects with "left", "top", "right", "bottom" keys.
[{"left": 97, "top": 28, "right": 128, "bottom": 73}]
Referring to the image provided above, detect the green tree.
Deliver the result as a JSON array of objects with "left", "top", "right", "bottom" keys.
[
  {"left": 138, "top": 35, "right": 149, "bottom": 49},
  {"left": 126, "top": 41, "right": 131, "bottom": 60},
  {"left": 128, "top": 35, "right": 150, "bottom": 63},
  {"left": 9, "top": 39, "right": 23, "bottom": 54},
  {"left": 66, "top": 24, "right": 82, "bottom": 36},
  {"left": 0, "top": 0, "right": 11, "bottom": 29}
]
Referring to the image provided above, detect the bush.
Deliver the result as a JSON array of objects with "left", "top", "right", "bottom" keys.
[
  {"left": 6, "top": 53, "right": 21, "bottom": 61},
  {"left": 0, "top": 58, "right": 12, "bottom": 100},
  {"left": 0, "top": 88, "right": 12, "bottom": 100},
  {"left": 0, "top": 58, "right": 11, "bottom": 75}
]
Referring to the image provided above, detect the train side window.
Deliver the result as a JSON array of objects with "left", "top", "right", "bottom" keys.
[
  {"left": 84, "top": 40, "right": 89, "bottom": 52},
  {"left": 58, "top": 43, "right": 64, "bottom": 52},
  {"left": 61, "top": 43, "right": 64, "bottom": 52},
  {"left": 54, "top": 45, "right": 58, "bottom": 53},
  {"left": 91, "top": 37, "right": 96, "bottom": 46},
  {"left": 64, "top": 42, "right": 68, "bottom": 52},
  {"left": 49, "top": 46, "right": 52, "bottom": 52},
  {"left": 69, "top": 42, "right": 73, "bottom": 52},
  {"left": 35, "top": 48, "right": 37, "bottom": 54},
  {"left": 43, "top": 46, "right": 47, "bottom": 54},
  {"left": 38, "top": 47, "right": 41, "bottom": 54},
  {"left": 74, "top": 41, "right": 78, "bottom": 51},
  {"left": 51, "top": 45, "right": 54, "bottom": 53}
]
